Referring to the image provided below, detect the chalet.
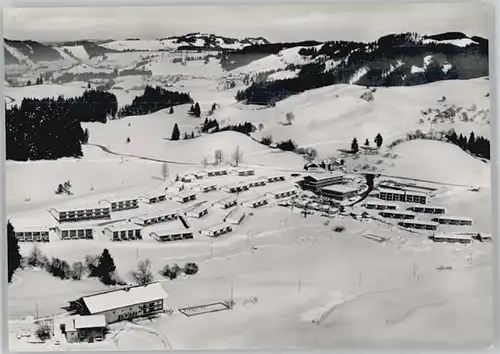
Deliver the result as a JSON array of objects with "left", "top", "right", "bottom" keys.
[
  {"left": 304, "top": 162, "right": 320, "bottom": 172},
  {"left": 185, "top": 203, "right": 209, "bottom": 218},
  {"left": 140, "top": 190, "right": 167, "bottom": 204},
  {"left": 49, "top": 205, "right": 111, "bottom": 223},
  {"left": 225, "top": 207, "right": 246, "bottom": 225},
  {"left": 320, "top": 185, "right": 358, "bottom": 201},
  {"left": 378, "top": 188, "right": 427, "bottom": 204},
  {"left": 267, "top": 175, "right": 286, "bottom": 183},
  {"left": 249, "top": 179, "right": 267, "bottom": 188},
  {"left": 64, "top": 315, "right": 106, "bottom": 343},
  {"left": 150, "top": 229, "right": 194, "bottom": 242},
  {"left": 201, "top": 223, "right": 233, "bottom": 237},
  {"left": 242, "top": 197, "right": 268, "bottom": 208},
  {"left": 362, "top": 201, "right": 398, "bottom": 210},
  {"left": 70, "top": 282, "right": 168, "bottom": 324},
  {"left": 104, "top": 222, "right": 143, "bottom": 241},
  {"left": 236, "top": 168, "right": 255, "bottom": 177},
  {"left": 56, "top": 223, "right": 94, "bottom": 240},
  {"left": 193, "top": 183, "right": 218, "bottom": 193},
  {"left": 213, "top": 196, "right": 238, "bottom": 209},
  {"left": 172, "top": 191, "right": 197, "bottom": 203},
  {"left": 132, "top": 210, "right": 179, "bottom": 227},
  {"left": 224, "top": 182, "right": 250, "bottom": 193},
  {"left": 379, "top": 210, "right": 416, "bottom": 220},
  {"left": 431, "top": 216, "right": 473, "bottom": 226},
  {"left": 398, "top": 220, "right": 439, "bottom": 231},
  {"left": 14, "top": 227, "right": 50, "bottom": 243},
  {"left": 269, "top": 188, "right": 298, "bottom": 199},
  {"left": 430, "top": 232, "right": 473, "bottom": 244},
  {"left": 299, "top": 172, "right": 344, "bottom": 192},
  {"left": 407, "top": 205, "right": 446, "bottom": 214},
  {"left": 99, "top": 197, "right": 139, "bottom": 212}
]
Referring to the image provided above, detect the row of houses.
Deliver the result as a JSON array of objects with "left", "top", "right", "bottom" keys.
[{"left": 379, "top": 210, "right": 473, "bottom": 225}]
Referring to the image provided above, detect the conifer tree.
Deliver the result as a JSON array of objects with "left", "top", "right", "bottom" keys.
[
  {"left": 7, "top": 221, "right": 22, "bottom": 283},
  {"left": 171, "top": 123, "right": 180, "bottom": 141}
]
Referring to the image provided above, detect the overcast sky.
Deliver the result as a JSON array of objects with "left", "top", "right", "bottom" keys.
[{"left": 3, "top": 2, "right": 490, "bottom": 43}]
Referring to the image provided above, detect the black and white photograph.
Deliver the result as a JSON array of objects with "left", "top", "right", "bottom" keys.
[{"left": 3, "top": 2, "right": 493, "bottom": 351}]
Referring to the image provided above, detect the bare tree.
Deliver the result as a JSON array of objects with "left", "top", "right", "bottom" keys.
[
  {"left": 161, "top": 163, "right": 169, "bottom": 181},
  {"left": 201, "top": 157, "right": 208, "bottom": 168},
  {"left": 285, "top": 111, "right": 295, "bottom": 125},
  {"left": 70, "top": 262, "right": 85, "bottom": 280},
  {"left": 232, "top": 146, "right": 243, "bottom": 167},
  {"left": 214, "top": 149, "right": 224, "bottom": 165},
  {"left": 131, "top": 258, "right": 154, "bottom": 285}
]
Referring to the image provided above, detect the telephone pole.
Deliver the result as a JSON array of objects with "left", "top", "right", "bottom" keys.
[{"left": 230, "top": 283, "right": 234, "bottom": 310}]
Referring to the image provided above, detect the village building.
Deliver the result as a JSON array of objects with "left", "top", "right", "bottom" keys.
[
  {"left": 242, "top": 197, "right": 269, "bottom": 208},
  {"left": 64, "top": 315, "right": 106, "bottom": 343},
  {"left": 430, "top": 216, "right": 473, "bottom": 226},
  {"left": 140, "top": 190, "right": 167, "bottom": 204},
  {"left": 430, "top": 232, "right": 473, "bottom": 244},
  {"left": 104, "top": 222, "right": 143, "bottom": 241},
  {"left": 99, "top": 197, "right": 139, "bottom": 212},
  {"left": 268, "top": 188, "right": 299, "bottom": 199},
  {"left": 14, "top": 227, "right": 50, "bottom": 243},
  {"left": 132, "top": 210, "right": 179, "bottom": 227},
  {"left": 56, "top": 223, "right": 94, "bottom": 240},
  {"left": 378, "top": 188, "right": 427, "bottom": 204},
  {"left": 299, "top": 172, "right": 344, "bottom": 192},
  {"left": 213, "top": 196, "right": 238, "bottom": 209},
  {"left": 150, "top": 229, "right": 194, "bottom": 242},
  {"left": 185, "top": 203, "right": 209, "bottom": 218},
  {"left": 193, "top": 183, "right": 218, "bottom": 193},
  {"left": 379, "top": 210, "right": 416, "bottom": 220},
  {"left": 248, "top": 179, "right": 267, "bottom": 188},
  {"left": 225, "top": 207, "right": 246, "bottom": 225},
  {"left": 303, "top": 162, "right": 321, "bottom": 172},
  {"left": 70, "top": 282, "right": 168, "bottom": 324},
  {"left": 267, "top": 175, "right": 286, "bottom": 183},
  {"left": 398, "top": 220, "right": 439, "bottom": 231},
  {"left": 406, "top": 205, "right": 446, "bottom": 214},
  {"left": 235, "top": 168, "right": 255, "bottom": 177},
  {"left": 320, "top": 185, "right": 358, "bottom": 201},
  {"left": 224, "top": 182, "right": 251, "bottom": 193},
  {"left": 362, "top": 201, "right": 398, "bottom": 210},
  {"left": 201, "top": 223, "right": 233, "bottom": 237},
  {"left": 172, "top": 191, "right": 197, "bottom": 203},
  {"left": 49, "top": 205, "right": 111, "bottom": 223}
]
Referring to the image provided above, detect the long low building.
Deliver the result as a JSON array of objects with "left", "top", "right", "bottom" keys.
[
  {"left": 430, "top": 232, "right": 473, "bottom": 244},
  {"left": 205, "top": 168, "right": 228, "bottom": 177},
  {"left": 99, "top": 197, "right": 139, "bottom": 212},
  {"left": 172, "top": 191, "right": 197, "bottom": 203},
  {"left": 362, "top": 201, "right": 397, "bottom": 210},
  {"left": 104, "top": 222, "right": 143, "bottom": 241},
  {"left": 185, "top": 203, "right": 209, "bottom": 218},
  {"left": 398, "top": 220, "right": 439, "bottom": 231},
  {"left": 235, "top": 168, "right": 255, "bottom": 176},
  {"left": 224, "top": 182, "right": 250, "bottom": 193},
  {"left": 242, "top": 197, "right": 268, "bottom": 208},
  {"left": 378, "top": 188, "right": 427, "bottom": 204},
  {"left": 150, "top": 229, "right": 194, "bottom": 242},
  {"left": 14, "top": 227, "right": 50, "bottom": 243},
  {"left": 379, "top": 210, "right": 416, "bottom": 220},
  {"left": 193, "top": 183, "right": 218, "bottom": 193},
  {"left": 140, "top": 190, "right": 167, "bottom": 204},
  {"left": 49, "top": 205, "right": 111, "bottom": 223},
  {"left": 267, "top": 175, "right": 286, "bottom": 183},
  {"left": 269, "top": 188, "right": 298, "bottom": 199},
  {"left": 56, "top": 223, "right": 94, "bottom": 240},
  {"left": 225, "top": 207, "right": 246, "bottom": 225},
  {"left": 201, "top": 223, "right": 233, "bottom": 237},
  {"left": 249, "top": 179, "right": 267, "bottom": 188},
  {"left": 320, "top": 185, "right": 358, "bottom": 201},
  {"left": 431, "top": 216, "right": 473, "bottom": 226},
  {"left": 213, "top": 196, "right": 238, "bottom": 209},
  {"left": 406, "top": 205, "right": 446, "bottom": 214},
  {"left": 132, "top": 210, "right": 179, "bottom": 227},
  {"left": 70, "top": 282, "right": 168, "bottom": 324}
]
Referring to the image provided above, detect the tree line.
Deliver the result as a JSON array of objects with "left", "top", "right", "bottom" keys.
[{"left": 446, "top": 131, "right": 490, "bottom": 160}]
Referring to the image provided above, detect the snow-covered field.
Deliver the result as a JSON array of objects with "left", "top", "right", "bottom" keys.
[{"left": 5, "top": 45, "right": 492, "bottom": 351}]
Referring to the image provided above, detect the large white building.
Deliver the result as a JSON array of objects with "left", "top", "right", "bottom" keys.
[
  {"left": 49, "top": 204, "right": 111, "bottom": 223},
  {"left": 320, "top": 185, "right": 358, "bottom": 201},
  {"left": 71, "top": 282, "right": 168, "bottom": 324},
  {"left": 99, "top": 197, "right": 139, "bottom": 212},
  {"left": 299, "top": 172, "right": 344, "bottom": 191},
  {"left": 378, "top": 188, "right": 427, "bottom": 204}
]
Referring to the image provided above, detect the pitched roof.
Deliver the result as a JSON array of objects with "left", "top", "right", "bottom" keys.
[{"left": 74, "top": 314, "right": 106, "bottom": 329}]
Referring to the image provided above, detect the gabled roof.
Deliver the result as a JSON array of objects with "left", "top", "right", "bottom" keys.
[{"left": 74, "top": 314, "right": 106, "bottom": 329}]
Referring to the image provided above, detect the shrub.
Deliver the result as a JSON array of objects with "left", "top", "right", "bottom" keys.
[
  {"left": 334, "top": 226, "right": 345, "bottom": 232},
  {"left": 159, "top": 263, "right": 181, "bottom": 280},
  {"left": 70, "top": 261, "right": 85, "bottom": 280},
  {"left": 47, "top": 257, "right": 71, "bottom": 279},
  {"left": 184, "top": 262, "right": 199, "bottom": 275}
]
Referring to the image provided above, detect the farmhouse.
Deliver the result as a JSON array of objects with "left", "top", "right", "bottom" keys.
[
  {"left": 320, "top": 185, "right": 358, "bottom": 201},
  {"left": 193, "top": 183, "right": 218, "bottom": 193},
  {"left": 379, "top": 210, "right": 416, "bottom": 220},
  {"left": 172, "top": 191, "right": 197, "bottom": 203},
  {"left": 99, "top": 197, "right": 139, "bottom": 212},
  {"left": 56, "top": 223, "right": 94, "bottom": 240},
  {"left": 378, "top": 188, "right": 427, "bottom": 204},
  {"left": 185, "top": 203, "right": 209, "bottom": 218},
  {"left": 398, "top": 220, "right": 439, "bottom": 231},
  {"left": 224, "top": 182, "right": 251, "bottom": 193},
  {"left": 201, "top": 223, "right": 233, "bottom": 237},
  {"left": 430, "top": 232, "right": 473, "bottom": 244},
  {"left": 267, "top": 175, "right": 286, "bottom": 183},
  {"left": 249, "top": 179, "right": 267, "bottom": 188},
  {"left": 243, "top": 197, "right": 268, "bottom": 208},
  {"left": 225, "top": 207, "right": 246, "bottom": 225},
  {"left": 14, "top": 227, "right": 50, "bottom": 243},
  {"left": 431, "top": 216, "right": 473, "bottom": 226},
  {"left": 236, "top": 168, "right": 255, "bottom": 176},
  {"left": 205, "top": 169, "right": 228, "bottom": 177},
  {"left": 407, "top": 205, "right": 446, "bottom": 214},
  {"left": 132, "top": 210, "right": 179, "bottom": 226},
  {"left": 49, "top": 205, "right": 111, "bottom": 223},
  {"left": 269, "top": 188, "right": 298, "bottom": 199},
  {"left": 64, "top": 315, "right": 106, "bottom": 343},
  {"left": 150, "top": 229, "right": 194, "bottom": 242},
  {"left": 362, "top": 201, "right": 397, "bottom": 210},
  {"left": 213, "top": 196, "right": 238, "bottom": 209},
  {"left": 104, "top": 222, "right": 143, "bottom": 241},
  {"left": 140, "top": 190, "right": 167, "bottom": 204},
  {"left": 299, "top": 172, "right": 344, "bottom": 191},
  {"left": 70, "top": 282, "right": 168, "bottom": 324}
]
